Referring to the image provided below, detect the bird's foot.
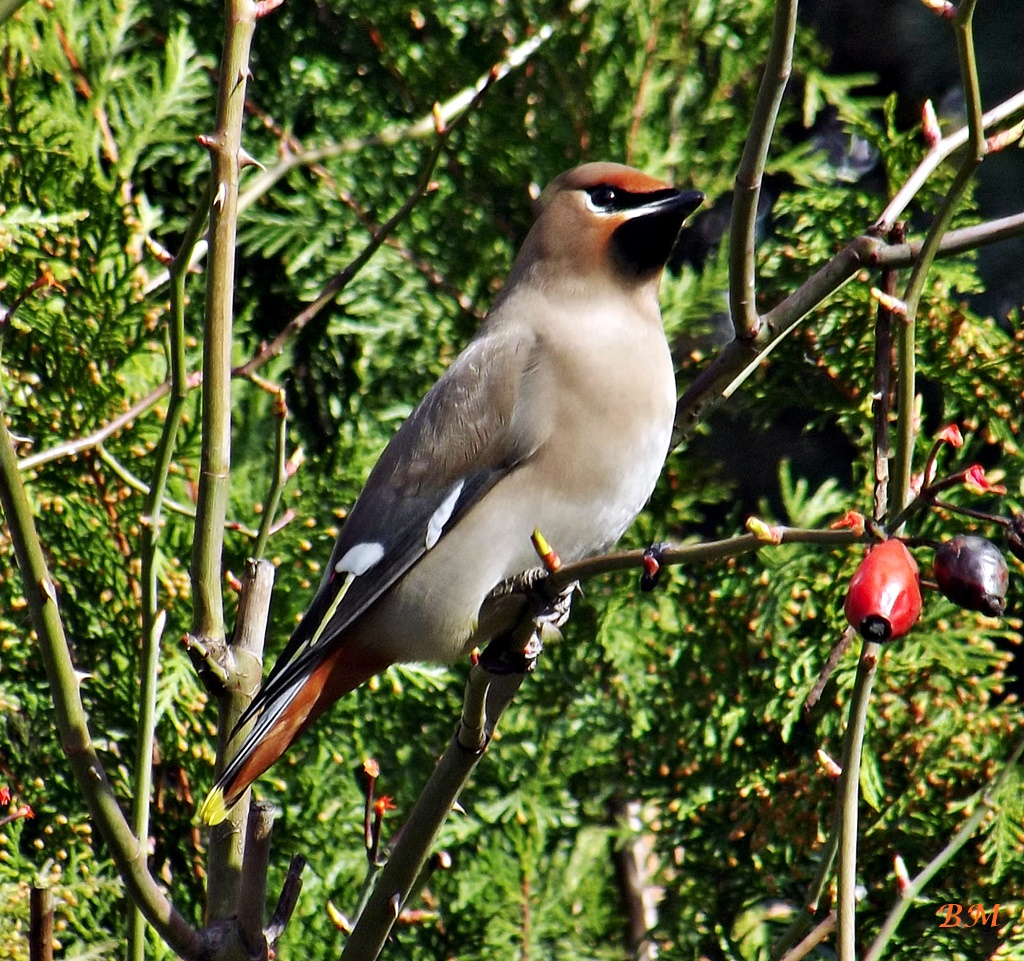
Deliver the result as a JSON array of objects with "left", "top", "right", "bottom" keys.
[
  {"left": 479, "top": 577, "right": 576, "bottom": 675},
  {"left": 640, "top": 541, "right": 671, "bottom": 592}
]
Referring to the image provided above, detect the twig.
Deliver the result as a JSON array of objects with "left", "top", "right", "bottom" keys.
[
  {"left": 234, "top": 11, "right": 581, "bottom": 217},
  {"left": 803, "top": 628, "right": 855, "bottom": 714},
  {"left": 141, "top": 7, "right": 571, "bottom": 302},
  {"left": 871, "top": 225, "right": 903, "bottom": 522},
  {"left": 862, "top": 732, "right": 1024, "bottom": 961},
  {"left": 728, "top": 0, "right": 798, "bottom": 339},
  {"left": 237, "top": 800, "right": 276, "bottom": 955},
  {"left": 835, "top": 641, "right": 881, "bottom": 961},
  {"left": 266, "top": 855, "right": 307, "bottom": 945},
  {"left": 778, "top": 910, "right": 836, "bottom": 961},
  {"left": 29, "top": 887, "right": 54, "bottom": 961},
  {"left": 770, "top": 831, "right": 840, "bottom": 961},
  {"left": 875, "top": 85, "right": 1024, "bottom": 233}
]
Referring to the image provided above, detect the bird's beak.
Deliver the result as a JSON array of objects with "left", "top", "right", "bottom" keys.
[{"left": 610, "top": 188, "right": 705, "bottom": 278}]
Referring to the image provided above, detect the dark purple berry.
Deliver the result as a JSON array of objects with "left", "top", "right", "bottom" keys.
[{"left": 933, "top": 535, "right": 1008, "bottom": 616}]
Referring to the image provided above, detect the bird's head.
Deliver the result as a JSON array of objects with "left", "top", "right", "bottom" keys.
[{"left": 520, "top": 162, "right": 704, "bottom": 287}]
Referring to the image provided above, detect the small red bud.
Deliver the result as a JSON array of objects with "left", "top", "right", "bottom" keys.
[
  {"left": 963, "top": 464, "right": 1007, "bottom": 495},
  {"left": 844, "top": 540, "right": 923, "bottom": 642},
  {"left": 933, "top": 535, "right": 1008, "bottom": 616},
  {"left": 936, "top": 424, "right": 964, "bottom": 448}
]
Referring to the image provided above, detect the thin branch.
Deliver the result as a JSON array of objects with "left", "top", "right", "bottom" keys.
[
  {"left": 127, "top": 181, "right": 211, "bottom": 961},
  {"left": 728, "top": 0, "right": 798, "bottom": 339},
  {"left": 891, "top": 0, "right": 986, "bottom": 517},
  {"left": 234, "top": 10, "right": 582, "bottom": 215},
  {"left": 835, "top": 641, "right": 881, "bottom": 961},
  {"left": 16, "top": 378, "right": 181, "bottom": 473},
  {"left": 96, "top": 446, "right": 198, "bottom": 521},
  {"left": 339, "top": 596, "right": 562, "bottom": 960},
  {"left": 872, "top": 209, "right": 1024, "bottom": 266},
  {"left": 233, "top": 72, "right": 493, "bottom": 380},
  {"left": 252, "top": 389, "right": 295, "bottom": 559},
  {"left": 863, "top": 732, "right": 1024, "bottom": 961},
  {"left": 875, "top": 86, "right": 1024, "bottom": 233},
  {"left": 548, "top": 527, "right": 862, "bottom": 590},
  {"left": 0, "top": 414, "right": 203, "bottom": 959}
]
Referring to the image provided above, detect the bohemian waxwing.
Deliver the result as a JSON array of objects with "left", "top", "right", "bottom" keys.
[{"left": 200, "top": 162, "right": 704, "bottom": 824}]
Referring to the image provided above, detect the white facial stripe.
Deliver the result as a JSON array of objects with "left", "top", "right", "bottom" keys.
[
  {"left": 335, "top": 541, "right": 385, "bottom": 576},
  {"left": 425, "top": 480, "right": 465, "bottom": 550}
]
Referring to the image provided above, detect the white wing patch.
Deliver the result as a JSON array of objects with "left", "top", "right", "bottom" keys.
[
  {"left": 335, "top": 541, "right": 385, "bottom": 576},
  {"left": 425, "top": 480, "right": 465, "bottom": 550}
]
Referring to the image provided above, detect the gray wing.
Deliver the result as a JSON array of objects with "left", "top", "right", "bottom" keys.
[{"left": 235, "top": 323, "right": 550, "bottom": 729}]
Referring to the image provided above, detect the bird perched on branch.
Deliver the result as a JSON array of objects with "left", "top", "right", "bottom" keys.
[{"left": 200, "top": 162, "right": 703, "bottom": 824}]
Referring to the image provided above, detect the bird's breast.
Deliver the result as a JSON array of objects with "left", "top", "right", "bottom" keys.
[{"left": 358, "top": 297, "right": 676, "bottom": 664}]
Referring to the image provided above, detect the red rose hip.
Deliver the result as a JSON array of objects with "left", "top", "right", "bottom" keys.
[{"left": 845, "top": 540, "right": 923, "bottom": 642}]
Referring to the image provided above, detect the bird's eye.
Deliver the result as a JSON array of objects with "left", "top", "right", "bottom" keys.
[{"left": 587, "top": 185, "right": 618, "bottom": 210}]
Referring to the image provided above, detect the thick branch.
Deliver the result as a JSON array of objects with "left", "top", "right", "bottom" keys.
[
  {"left": 190, "top": 0, "right": 257, "bottom": 645},
  {"left": 206, "top": 559, "right": 273, "bottom": 923},
  {"left": 0, "top": 415, "right": 203, "bottom": 959}
]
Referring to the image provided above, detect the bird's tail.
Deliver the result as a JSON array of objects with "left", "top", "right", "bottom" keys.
[{"left": 198, "top": 647, "right": 390, "bottom": 825}]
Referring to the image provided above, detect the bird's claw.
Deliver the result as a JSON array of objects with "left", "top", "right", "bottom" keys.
[
  {"left": 641, "top": 542, "right": 670, "bottom": 592},
  {"left": 479, "top": 578, "right": 576, "bottom": 675}
]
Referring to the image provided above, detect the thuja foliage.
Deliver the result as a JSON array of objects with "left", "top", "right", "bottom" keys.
[{"left": 0, "top": 0, "right": 1021, "bottom": 958}]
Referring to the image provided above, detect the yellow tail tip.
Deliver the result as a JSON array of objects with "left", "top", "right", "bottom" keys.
[{"left": 198, "top": 787, "right": 229, "bottom": 826}]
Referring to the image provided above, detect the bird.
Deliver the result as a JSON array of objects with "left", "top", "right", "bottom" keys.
[{"left": 199, "top": 162, "right": 704, "bottom": 825}]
